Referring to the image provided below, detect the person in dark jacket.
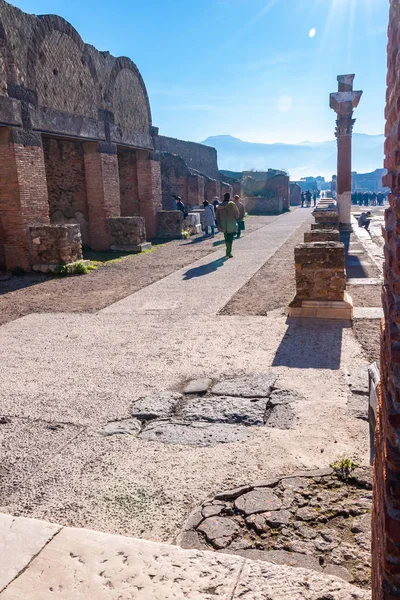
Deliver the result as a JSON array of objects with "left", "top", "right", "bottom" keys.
[{"left": 175, "top": 196, "right": 188, "bottom": 218}]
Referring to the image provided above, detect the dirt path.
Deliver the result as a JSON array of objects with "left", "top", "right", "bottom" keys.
[{"left": 0, "top": 215, "right": 278, "bottom": 327}]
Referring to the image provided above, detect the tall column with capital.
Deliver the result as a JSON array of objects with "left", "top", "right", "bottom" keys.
[{"left": 330, "top": 75, "right": 362, "bottom": 230}]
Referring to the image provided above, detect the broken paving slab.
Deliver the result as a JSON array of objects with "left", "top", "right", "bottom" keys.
[
  {"left": 131, "top": 391, "right": 183, "bottom": 420},
  {"left": 183, "top": 378, "right": 213, "bottom": 395},
  {"left": 234, "top": 488, "right": 283, "bottom": 516},
  {"left": 100, "top": 418, "right": 142, "bottom": 436},
  {"left": 138, "top": 419, "right": 252, "bottom": 446},
  {"left": 344, "top": 366, "right": 370, "bottom": 395},
  {"left": 264, "top": 403, "right": 296, "bottom": 430},
  {"left": 211, "top": 373, "right": 277, "bottom": 398},
  {"left": 180, "top": 396, "right": 267, "bottom": 426}
]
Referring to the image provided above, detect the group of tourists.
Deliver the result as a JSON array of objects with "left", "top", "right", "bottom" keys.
[
  {"left": 300, "top": 190, "right": 318, "bottom": 208},
  {"left": 351, "top": 191, "right": 386, "bottom": 206},
  {"left": 174, "top": 193, "right": 245, "bottom": 259}
]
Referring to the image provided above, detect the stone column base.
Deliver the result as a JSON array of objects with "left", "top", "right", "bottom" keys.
[
  {"left": 110, "top": 242, "right": 152, "bottom": 253},
  {"left": 289, "top": 292, "right": 353, "bottom": 320},
  {"left": 339, "top": 222, "right": 353, "bottom": 232}
]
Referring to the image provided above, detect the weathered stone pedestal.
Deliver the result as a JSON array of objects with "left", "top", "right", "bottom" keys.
[
  {"left": 157, "top": 210, "right": 184, "bottom": 239},
  {"left": 29, "top": 224, "right": 83, "bottom": 272},
  {"left": 184, "top": 213, "right": 202, "bottom": 235},
  {"left": 108, "top": 217, "right": 151, "bottom": 253},
  {"left": 289, "top": 242, "right": 353, "bottom": 320}
]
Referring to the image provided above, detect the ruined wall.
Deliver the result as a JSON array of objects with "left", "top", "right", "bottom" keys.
[
  {"left": 159, "top": 152, "right": 189, "bottom": 209},
  {"left": 117, "top": 148, "right": 139, "bottom": 217},
  {"left": 43, "top": 137, "right": 90, "bottom": 245},
  {"left": 373, "top": 1, "right": 400, "bottom": 595},
  {"left": 0, "top": 0, "right": 153, "bottom": 148},
  {"left": 154, "top": 135, "right": 219, "bottom": 179}
]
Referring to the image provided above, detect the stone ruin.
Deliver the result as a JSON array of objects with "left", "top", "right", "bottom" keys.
[
  {"left": 0, "top": 1, "right": 241, "bottom": 271},
  {"left": 289, "top": 199, "right": 353, "bottom": 320}
]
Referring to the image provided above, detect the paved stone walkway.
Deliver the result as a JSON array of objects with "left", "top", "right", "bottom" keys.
[
  {"left": 103, "top": 207, "right": 311, "bottom": 315},
  {"left": 0, "top": 208, "right": 370, "bottom": 547},
  {"left": 0, "top": 513, "right": 369, "bottom": 599}
]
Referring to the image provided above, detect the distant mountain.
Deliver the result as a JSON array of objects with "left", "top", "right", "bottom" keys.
[{"left": 200, "top": 134, "right": 385, "bottom": 180}]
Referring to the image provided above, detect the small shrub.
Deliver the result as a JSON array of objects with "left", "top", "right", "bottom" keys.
[
  {"left": 74, "top": 261, "right": 89, "bottom": 275},
  {"left": 331, "top": 457, "right": 359, "bottom": 481},
  {"left": 11, "top": 266, "right": 25, "bottom": 276},
  {"left": 87, "top": 263, "right": 98, "bottom": 271},
  {"left": 181, "top": 230, "right": 191, "bottom": 239},
  {"left": 55, "top": 263, "right": 69, "bottom": 277}
]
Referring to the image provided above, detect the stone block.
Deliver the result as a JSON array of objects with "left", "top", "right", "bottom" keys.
[
  {"left": 108, "top": 216, "right": 148, "bottom": 252},
  {"left": 243, "top": 197, "right": 284, "bottom": 215},
  {"left": 289, "top": 293, "right": 353, "bottom": 320},
  {"left": 304, "top": 230, "right": 340, "bottom": 243},
  {"left": 294, "top": 242, "right": 346, "bottom": 302},
  {"left": 157, "top": 210, "right": 184, "bottom": 239},
  {"left": 29, "top": 224, "right": 83, "bottom": 271}
]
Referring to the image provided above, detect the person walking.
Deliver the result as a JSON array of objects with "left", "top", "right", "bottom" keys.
[
  {"left": 313, "top": 191, "right": 317, "bottom": 207},
  {"left": 301, "top": 192, "right": 305, "bottom": 208},
  {"left": 234, "top": 194, "right": 245, "bottom": 238},
  {"left": 306, "top": 190, "right": 312, "bottom": 207},
  {"left": 216, "top": 192, "right": 239, "bottom": 258},
  {"left": 203, "top": 200, "right": 216, "bottom": 237}
]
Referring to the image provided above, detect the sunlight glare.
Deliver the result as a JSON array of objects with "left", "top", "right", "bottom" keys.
[{"left": 309, "top": 28, "right": 317, "bottom": 38}]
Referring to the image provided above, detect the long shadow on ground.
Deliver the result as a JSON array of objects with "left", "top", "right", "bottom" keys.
[
  {"left": 183, "top": 257, "right": 226, "bottom": 279},
  {"left": 272, "top": 318, "right": 351, "bottom": 370}
]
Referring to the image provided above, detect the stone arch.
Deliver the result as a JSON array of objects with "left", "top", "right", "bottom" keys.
[
  {"left": 26, "top": 15, "right": 100, "bottom": 118},
  {"left": 108, "top": 57, "right": 151, "bottom": 134}
]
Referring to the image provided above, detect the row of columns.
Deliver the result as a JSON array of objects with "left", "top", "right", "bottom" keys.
[{"left": 0, "top": 127, "right": 162, "bottom": 270}]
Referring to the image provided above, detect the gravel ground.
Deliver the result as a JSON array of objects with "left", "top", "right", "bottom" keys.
[
  {"left": 220, "top": 219, "right": 312, "bottom": 316},
  {"left": 0, "top": 215, "right": 278, "bottom": 327}
]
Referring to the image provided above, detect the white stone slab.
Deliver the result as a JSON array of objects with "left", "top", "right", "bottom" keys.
[
  {"left": 0, "top": 513, "right": 60, "bottom": 593},
  {"left": 353, "top": 307, "right": 384, "bottom": 320},
  {"left": 2, "top": 524, "right": 242, "bottom": 599}
]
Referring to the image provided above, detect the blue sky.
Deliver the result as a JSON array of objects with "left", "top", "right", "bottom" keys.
[{"left": 13, "top": 0, "right": 388, "bottom": 144}]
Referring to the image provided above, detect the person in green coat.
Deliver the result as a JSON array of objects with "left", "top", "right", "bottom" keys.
[{"left": 216, "top": 193, "right": 239, "bottom": 258}]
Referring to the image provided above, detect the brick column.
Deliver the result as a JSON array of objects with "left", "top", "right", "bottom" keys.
[
  {"left": 205, "top": 179, "right": 220, "bottom": 201},
  {"left": 0, "top": 127, "right": 50, "bottom": 270},
  {"left": 187, "top": 175, "right": 205, "bottom": 207},
  {"left": 136, "top": 150, "right": 162, "bottom": 239},
  {"left": 373, "top": 2, "right": 400, "bottom": 596},
  {"left": 330, "top": 75, "right": 362, "bottom": 230},
  {"left": 83, "top": 142, "right": 120, "bottom": 251}
]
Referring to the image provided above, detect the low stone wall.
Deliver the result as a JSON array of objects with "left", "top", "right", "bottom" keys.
[
  {"left": 243, "top": 197, "right": 284, "bottom": 215},
  {"left": 294, "top": 242, "right": 346, "bottom": 301},
  {"left": 108, "top": 217, "right": 149, "bottom": 252},
  {"left": 304, "top": 230, "right": 340, "bottom": 243},
  {"left": 157, "top": 210, "right": 184, "bottom": 239},
  {"left": 29, "top": 224, "right": 82, "bottom": 272}
]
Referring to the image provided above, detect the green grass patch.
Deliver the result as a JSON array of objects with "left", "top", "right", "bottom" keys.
[{"left": 83, "top": 247, "right": 155, "bottom": 266}]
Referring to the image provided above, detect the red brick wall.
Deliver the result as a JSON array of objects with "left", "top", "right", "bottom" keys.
[
  {"left": 0, "top": 127, "right": 49, "bottom": 270},
  {"left": 374, "top": 2, "right": 400, "bottom": 596},
  {"left": 118, "top": 148, "right": 139, "bottom": 217},
  {"left": 84, "top": 143, "right": 120, "bottom": 251},
  {"left": 136, "top": 151, "right": 162, "bottom": 239}
]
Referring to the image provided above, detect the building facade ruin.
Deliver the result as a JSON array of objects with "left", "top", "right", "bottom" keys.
[{"left": 0, "top": 0, "right": 162, "bottom": 270}]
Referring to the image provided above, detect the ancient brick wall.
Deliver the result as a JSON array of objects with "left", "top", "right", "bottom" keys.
[
  {"left": 243, "top": 196, "right": 284, "bottom": 215},
  {"left": 294, "top": 242, "right": 346, "bottom": 301},
  {"left": 0, "top": 1, "right": 153, "bottom": 147},
  {"left": 29, "top": 223, "right": 82, "bottom": 269},
  {"left": 154, "top": 135, "right": 219, "bottom": 179},
  {"left": 43, "top": 137, "right": 90, "bottom": 245},
  {"left": 159, "top": 153, "right": 189, "bottom": 209},
  {"left": 374, "top": 1, "right": 400, "bottom": 595},
  {"left": 117, "top": 148, "right": 139, "bottom": 217}
]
